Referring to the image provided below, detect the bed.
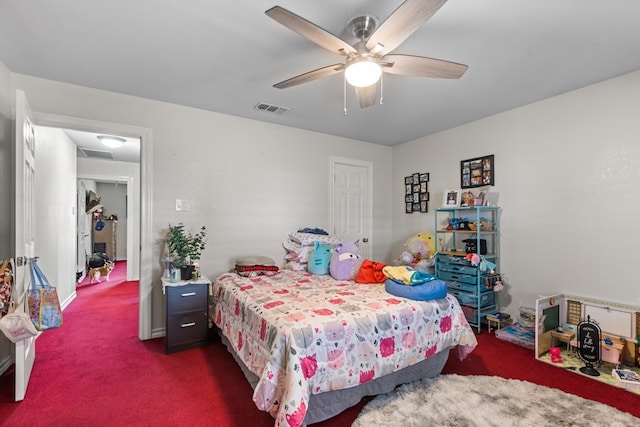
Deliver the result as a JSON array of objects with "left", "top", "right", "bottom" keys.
[{"left": 212, "top": 269, "right": 477, "bottom": 426}]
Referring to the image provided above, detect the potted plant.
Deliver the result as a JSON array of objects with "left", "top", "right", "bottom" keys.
[{"left": 166, "top": 223, "right": 207, "bottom": 280}]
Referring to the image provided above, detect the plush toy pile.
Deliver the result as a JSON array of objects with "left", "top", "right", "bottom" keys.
[
  {"left": 282, "top": 230, "right": 342, "bottom": 271},
  {"left": 280, "top": 230, "right": 449, "bottom": 301},
  {"left": 393, "top": 231, "right": 435, "bottom": 273}
]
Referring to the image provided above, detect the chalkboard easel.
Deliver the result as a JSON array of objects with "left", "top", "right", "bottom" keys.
[{"left": 577, "top": 316, "right": 601, "bottom": 377}]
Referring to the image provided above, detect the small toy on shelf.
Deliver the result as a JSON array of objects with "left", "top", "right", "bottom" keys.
[{"left": 550, "top": 347, "right": 563, "bottom": 363}]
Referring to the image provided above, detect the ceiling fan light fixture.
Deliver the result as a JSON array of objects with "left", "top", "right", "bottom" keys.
[
  {"left": 345, "top": 56, "right": 381, "bottom": 88},
  {"left": 97, "top": 135, "right": 126, "bottom": 149}
]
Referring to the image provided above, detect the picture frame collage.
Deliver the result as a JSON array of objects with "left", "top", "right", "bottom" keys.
[
  {"left": 461, "top": 154, "right": 494, "bottom": 189},
  {"left": 405, "top": 172, "right": 430, "bottom": 213}
]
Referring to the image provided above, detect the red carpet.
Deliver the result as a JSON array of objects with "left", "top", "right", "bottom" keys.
[{"left": 1, "top": 264, "right": 638, "bottom": 426}]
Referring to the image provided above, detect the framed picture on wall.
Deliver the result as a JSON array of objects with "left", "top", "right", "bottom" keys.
[{"left": 461, "top": 154, "right": 494, "bottom": 189}]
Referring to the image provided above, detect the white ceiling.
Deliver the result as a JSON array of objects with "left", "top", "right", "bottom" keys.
[
  {"left": 65, "top": 129, "right": 141, "bottom": 163},
  {"left": 1, "top": 0, "right": 639, "bottom": 146}
]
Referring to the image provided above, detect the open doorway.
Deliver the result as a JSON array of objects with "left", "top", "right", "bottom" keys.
[
  {"left": 77, "top": 178, "right": 132, "bottom": 284},
  {"left": 34, "top": 112, "right": 153, "bottom": 340}
]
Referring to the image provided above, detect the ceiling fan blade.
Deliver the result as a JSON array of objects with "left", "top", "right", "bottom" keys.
[
  {"left": 354, "top": 85, "right": 379, "bottom": 108},
  {"left": 273, "top": 64, "right": 345, "bottom": 89},
  {"left": 366, "top": 0, "right": 448, "bottom": 56},
  {"left": 382, "top": 54, "right": 468, "bottom": 79},
  {"left": 266, "top": 6, "right": 357, "bottom": 56}
]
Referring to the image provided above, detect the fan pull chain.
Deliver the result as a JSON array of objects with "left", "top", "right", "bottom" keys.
[
  {"left": 343, "top": 76, "right": 347, "bottom": 115},
  {"left": 380, "top": 74, "right": 384, "bottom": 105}
]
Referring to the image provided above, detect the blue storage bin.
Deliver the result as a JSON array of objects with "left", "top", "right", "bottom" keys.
[
  {"left": 436, "top": 254, "right": 472, "bottom": 266},
  {"left": 438, "top": 270, "right": 476, "bottom": 285},
  {"left": 444, "top": 280, "right": 477, "bottom": 292},
  {"left": 451, "top": 291, "right": 495, "bottom": 307},
  {"left": 438, "top": 263, "right": 477, "bottom": 275}
]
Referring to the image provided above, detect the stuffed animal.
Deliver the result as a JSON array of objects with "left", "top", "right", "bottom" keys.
[
  {"left": 329, "top": 241, "right": 360, "bottom": 280},
  {"left": 395, "top": 232, "right": 435, "bottom": 273},
  {"left": 405, "top": 232, "right": 435, "bottom": 260},
  {"left": 308, "top": 242, "right": 333, "bottom": 275},
  {"left": 550, "top": 347, "right": 563, "bottom": 363}
]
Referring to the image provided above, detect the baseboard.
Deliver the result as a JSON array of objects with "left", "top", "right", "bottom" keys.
[
  {"left": 151, "top": 327, "right": 165, "bottom": 339},
  {"left": 59, "top": 291, "right": 77, "bottom": 311}
]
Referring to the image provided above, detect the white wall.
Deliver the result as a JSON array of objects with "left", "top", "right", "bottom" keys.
[
  {"left": 11, "top": 74, "right": 393, "bottom": 332},
  {"left": 33, "top": 127, "right": 77, "bottom": 308},
  {"left": 16, "top": 67, "right": 639, "bottom": 332},
  {"left": 0, "top": 59, "right": 11, "bottom": 259},
  {"left": 393, "top": 70, "right": 640, "bottom": 317}
]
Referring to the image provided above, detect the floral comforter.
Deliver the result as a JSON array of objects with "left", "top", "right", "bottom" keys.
[{"left": 212, "top": 270, "right": 477, "bottom": 427}]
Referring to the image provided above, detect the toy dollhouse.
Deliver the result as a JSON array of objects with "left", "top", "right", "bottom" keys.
[{"left": 535, "top": 294, "right": 640, "bottom": 370}]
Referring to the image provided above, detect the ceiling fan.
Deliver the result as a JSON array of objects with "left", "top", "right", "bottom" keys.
[{"left": 265, "top": 0, "right": 468, "bottom": 109}]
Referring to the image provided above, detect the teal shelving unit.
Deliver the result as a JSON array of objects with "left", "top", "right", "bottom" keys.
[{"left": 434, "top": 206, "right": 500, "bottom": 333}]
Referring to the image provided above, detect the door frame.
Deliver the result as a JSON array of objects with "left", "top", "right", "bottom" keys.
[
  {"left": 77, "top": 174, "right": 134, "bottom": 278},
  {"left": 329, "top": 156, "right": 373, "bottom": 259},
  {"left": 34, "top": 112, "right": 154, "bottom": 340}
]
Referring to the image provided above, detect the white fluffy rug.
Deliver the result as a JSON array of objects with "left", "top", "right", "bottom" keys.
[{"left": 353, "top": 374, "right": 639, "bottom": 427}]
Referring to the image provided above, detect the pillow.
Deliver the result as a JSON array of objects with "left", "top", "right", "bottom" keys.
[
  {"left": 384, "top": 278, "right": 447, "bottom": 301},
  {"left": 354, "top": 259, "right": 387, "bottom": 284},
  {"left": 235, "top": 265, "right": 279, "bottom": 277},
  {"left": 288, "top": 232, "right": 342, "bottom": 247},
  {"left": 307, "top": 242, "right": 333, "bottom": 275},
  {"left": 235, "top": 256, "right": 276, "bottom": 266},
  {"left": 235, "top": 256, "right": 279, "bottom": 277}
]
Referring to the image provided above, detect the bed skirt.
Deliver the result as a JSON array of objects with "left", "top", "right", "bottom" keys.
[{"left": 215, "top": 326, "right": 451, "bottom": 425}]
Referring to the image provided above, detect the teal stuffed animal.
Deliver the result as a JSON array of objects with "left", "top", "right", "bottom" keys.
[{"left": 308, "top": 242, "right": 333, "bottom": 275}]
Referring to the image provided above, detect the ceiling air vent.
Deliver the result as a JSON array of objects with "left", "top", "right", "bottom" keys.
[
  {"left": 79, "top": 147, "right": 115, "bottom": 160},
  {"left": 254, "top": 102, "right": 289, "bottom": 115}
]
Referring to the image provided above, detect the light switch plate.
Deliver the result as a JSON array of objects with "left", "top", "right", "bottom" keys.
[{"left": 175, "top": 199, "right": 191, "bottom": 211}]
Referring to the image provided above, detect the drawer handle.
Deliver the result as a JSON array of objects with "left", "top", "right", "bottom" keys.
[
  {"left": 180, "top": 322, "right": 196, "bottom": 328},
  {"left": 181, "top": 292, "right": 196, "bottom": 297}
]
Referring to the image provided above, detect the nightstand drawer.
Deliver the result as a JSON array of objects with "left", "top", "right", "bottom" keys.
[
  {"left": 166, "top": 283, "right": 208, "bottom": 313},
  {"left": 163, "top": 279, "right": 211, "bottom": 354},
  {"left": 166, "top": 312, "right": 208, "bottom": 349}
]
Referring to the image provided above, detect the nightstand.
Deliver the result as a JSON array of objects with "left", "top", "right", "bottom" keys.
[{"left": 162, "top": 278, "right": 211, "bottom": 354}]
